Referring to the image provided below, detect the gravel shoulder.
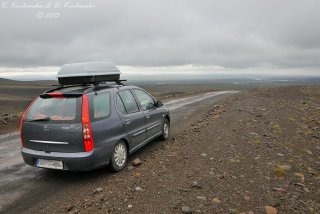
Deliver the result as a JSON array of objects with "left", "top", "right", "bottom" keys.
[{"left": 8, "top": 86, "right": 320, "bottom": 214}]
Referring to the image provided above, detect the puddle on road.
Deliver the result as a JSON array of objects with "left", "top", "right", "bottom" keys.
[
  {"left": 0, "top": 134, "right": 23, "bottom": 171},
  {"left": 0, "top": 164, "right": 39, "bottom": 212}
]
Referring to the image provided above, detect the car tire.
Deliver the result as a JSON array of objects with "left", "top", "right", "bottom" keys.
[
  {"left": 109, "top": 140, "right": 128, "bottom": 172},
  {"left": 160, "top": 118, "right": 170, "bottom": 141}
]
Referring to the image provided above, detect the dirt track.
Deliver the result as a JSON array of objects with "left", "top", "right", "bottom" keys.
[{"left": 3, "top": 86, "right": 320, "bottom": 214}]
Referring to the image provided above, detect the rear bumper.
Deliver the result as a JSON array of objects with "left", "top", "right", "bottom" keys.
[{"left": 21, "top": 146, "right": 112, "bottom": 171}]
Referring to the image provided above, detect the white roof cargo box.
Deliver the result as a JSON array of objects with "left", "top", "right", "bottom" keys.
[{"left": 57, "top": 62, "right": 121, "bottom": 85}]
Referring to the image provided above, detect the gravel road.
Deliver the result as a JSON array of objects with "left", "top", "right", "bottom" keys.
[{"left": 0, "top": 90, "right": 237, "bottom": 213}]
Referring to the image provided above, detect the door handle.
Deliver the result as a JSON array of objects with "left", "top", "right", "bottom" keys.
[
  {"left": 146, "top": 115, "right": 151, "bottom": 119},
  {"left": 124, "top": 119, "right": 131, "bottom": 124}
]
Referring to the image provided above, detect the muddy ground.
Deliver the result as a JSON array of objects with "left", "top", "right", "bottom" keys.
[{"left": 7, "top": 86, "right": 317, "bottom": 214}]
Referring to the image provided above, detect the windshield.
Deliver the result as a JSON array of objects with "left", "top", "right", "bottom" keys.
[{"left": 25, "top": 97, "right": 81, "bottom": 122}]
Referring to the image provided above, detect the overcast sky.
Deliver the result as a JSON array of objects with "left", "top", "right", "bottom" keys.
[{"left": 0, "top": 0, "right": 320, "bottom": 78}]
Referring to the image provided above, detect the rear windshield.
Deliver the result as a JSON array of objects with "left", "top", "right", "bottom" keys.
[{"left": 25, "top": 97, "right": 81, "bottom": 122}]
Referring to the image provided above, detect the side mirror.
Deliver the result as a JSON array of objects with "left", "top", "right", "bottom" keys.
[
  {"left": 156, "top": 100, "right": 163, "bottom": 107},
  {"left": 146, "top": 102, "right": 156, "bottom": 110}
]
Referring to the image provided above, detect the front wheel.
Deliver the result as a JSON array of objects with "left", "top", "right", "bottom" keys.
[
  {"left": 160, "top": 118, "right": 170, "bottom": 141},
  {"left": 109, "top": 141, "right": 128, "bottom": 172}
]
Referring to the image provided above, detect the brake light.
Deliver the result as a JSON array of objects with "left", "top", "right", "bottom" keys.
[
  {"left": 82, "top": 95, "right": 94, "bottom": 152},
  {"left": 47, "top": 92, "right": 64, "bottom": 98},
  {"left": 19, "top": 97, "right": 38, "bottom": 146}
]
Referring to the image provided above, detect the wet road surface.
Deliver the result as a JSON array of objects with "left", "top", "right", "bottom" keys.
[{"left": 0, "top": 90, "right": 237, "bottom": 213}]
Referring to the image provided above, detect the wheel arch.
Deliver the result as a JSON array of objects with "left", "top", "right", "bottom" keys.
[
  {"left": 165, "top": 115, "right": 170, "bottom": 125},
  {"left": 119, "top": 137, "right": 130, "bottom": 152}
]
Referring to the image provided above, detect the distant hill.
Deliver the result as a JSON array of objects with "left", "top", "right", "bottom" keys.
[
  {"left": 0, "top": 78, "right": 17, "bottom": 82},
  {"left": 0, "top": 79, "right": 57, "bottom": 114},
  {"left": 0, "top": 78, "right": 57, "bottom": 86}
]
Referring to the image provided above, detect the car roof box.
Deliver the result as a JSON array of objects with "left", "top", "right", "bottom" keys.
[{"left": 57, "top": 62, "right": 121, "bottom": 85}]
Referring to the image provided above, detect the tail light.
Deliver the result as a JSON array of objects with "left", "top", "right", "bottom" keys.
[
  {"left": 20, "top": 97, "right": 38, "bottom": 146},
  {"left": 82, "top": 95, "right": 94, "bottom": 152}
]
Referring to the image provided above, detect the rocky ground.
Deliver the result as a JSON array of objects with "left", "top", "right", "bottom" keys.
[
  {"left": 0, "top": 113, "right": 21, "bottom": 135},
  {"left": 12, "top": 86, "right": 320, "bottom": 214}
]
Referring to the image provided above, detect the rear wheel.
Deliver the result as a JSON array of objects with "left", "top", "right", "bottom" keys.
[
  {"left": 109, "top": 141, "right": 128, "bottom": 172},
  {"left": 160, "top": 118, "right": 170, "bottom": 141}
]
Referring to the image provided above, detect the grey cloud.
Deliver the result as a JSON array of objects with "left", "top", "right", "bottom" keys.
[{"left": 0, "top": 0, "right": 320, "bottom": 70}]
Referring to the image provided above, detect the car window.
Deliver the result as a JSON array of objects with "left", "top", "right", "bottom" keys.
[
  {"left": 118, "top": 90, "right": 139, "bottom": 114},
  {"left": 116, "top": 94, "right": 126, "bottom": 114},
  {"left": 92, "top": 93, "right": 111, "bottom": 119},
  {"left": 25, "top": 97, "right": 80, "bottom": 122},
  {"left": 133, "top": 89, "right": 155, "bottom": 111}
]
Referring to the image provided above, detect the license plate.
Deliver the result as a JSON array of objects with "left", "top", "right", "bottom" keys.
[{"left": 37, "top": 159, "right": 63, "bottom": 170}]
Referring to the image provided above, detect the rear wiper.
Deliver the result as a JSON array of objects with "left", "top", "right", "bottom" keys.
[{"left": 26, "top": 117, "right": 51, "bottom": 122}]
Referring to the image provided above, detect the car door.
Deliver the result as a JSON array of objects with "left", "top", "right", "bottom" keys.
[
  {"left": 132, "top": 89, "right": 164, "bottom": 138},
  {"left": 116, "top": 90, "right": 147, "bottom": 150}
]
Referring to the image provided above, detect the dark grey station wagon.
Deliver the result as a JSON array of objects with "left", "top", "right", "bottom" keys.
[{"left": 20, "top": 62, "right": 170, "bottom": 171}]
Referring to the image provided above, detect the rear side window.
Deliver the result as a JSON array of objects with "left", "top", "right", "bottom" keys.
[
  {"left": 92, "top": 93, "right": 111, "bottom": 120},
  {"left": 25, "top": 97, "right": 80, "bottom": 122},
  {"left": 118, "top": 90, "right": 139, "bottom": 114}
]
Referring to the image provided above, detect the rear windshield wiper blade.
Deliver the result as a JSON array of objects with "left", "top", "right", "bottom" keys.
[{"left": 26, "top": 117, "right": 51, "bottom": 122}]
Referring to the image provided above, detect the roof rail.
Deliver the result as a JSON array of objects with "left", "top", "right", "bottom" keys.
[
  {"left": 90, "top": 80, "right": 127, "bottom": 92},
  {"left": 115, "top": 79, "right": 127, "bottom": 86},
  {"left": 44, "top": 84, "right": 90, "bottom": 94},
  {"left": 44, "top": 79, "right": 128, "bottom": 94}
]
